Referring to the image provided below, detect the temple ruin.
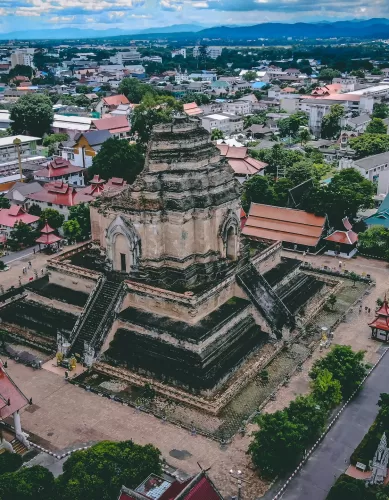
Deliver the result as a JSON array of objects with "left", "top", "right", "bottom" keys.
[{"left": 0, "top": 116, "right": 332, "bottom": 403}]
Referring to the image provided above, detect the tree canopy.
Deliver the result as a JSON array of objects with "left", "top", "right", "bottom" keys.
[
  {"left": 118, "top": 78, "right": 157, "bottom": 104},
  {"left": 10, "top": 94, "right": 54, "bottom": 137},
  {"left": 372, "top": 102, "right": 389, "bottom": 119},
  {"left": 68, "top": 203, "right": 91, "bottom": 239},
  {"left": 321, "top": 104, "right": 344, "bottom": 139},
  {"left": 89, "top": 137, "right": 144, "bottom": 184},
  {"left": 39, "top": 208, "right": 65, "bottom": 231},
  {"left": 366, "top": 118, "right": 388, "bottom": 135},
  {"left": 309, "top": 345, "right": 366, "bottom": 399},
  {"left": 358, "top": 226, "right": 389, "bottom": 260},
  {"left": 349, "top": 134, "right": 389, "bottom": 159},
  {"left": 56, "top": 440, "right": 161, "bottom": 500},
  {"left": 8, "top": 221, "right": 37, "bottom": 250},
  {"left": 0, "top": 465, "right": 56, "bottom": 500}
]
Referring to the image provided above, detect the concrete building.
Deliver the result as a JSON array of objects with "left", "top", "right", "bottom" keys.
[
  {"left": 171, "top": 48, "right": 186, "bottom": 58},
  {"left": 33, "top": 157, "right": 85, "bottom": 187},
  {"left": 109, "top": 50, "right": 141, "bottom": 64},
  {"left": 51, "top": 115, "right": 92, "bottom": 140},
  {"left": 193, "top": 46, "right": 223, "bottom": 59},
  {"left": 201, "top": 113, "right": 244, "bottom": 135},
  {"left": 11, "top": 50, "right": 34, "bottom": 69},
  {"left": 222, "top": 99, "right": 252, "bottom": 116},
  {"left": 339, "top": 152, "right": 389, "bottom": 195}
]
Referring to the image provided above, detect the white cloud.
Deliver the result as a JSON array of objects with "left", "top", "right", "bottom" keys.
[
  {"left": 50, "top": 15, "right": 76, "bottom": 22},
  {"left": 192, "top": 1, "right": 208, "bottom": 6}
]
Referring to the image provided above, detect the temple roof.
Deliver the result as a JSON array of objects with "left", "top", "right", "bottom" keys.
[
  {"left": 376, "top": 298, "right": 389, "bottom": 317},
  {"left": 370, "top": 297, "right": 389, "bottom": 331},
  {"left": 0, "top": 362, "right": 29, "bottom": 419}
]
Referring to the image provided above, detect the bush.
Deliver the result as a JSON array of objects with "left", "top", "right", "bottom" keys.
[
  {"left": 0, "top": 451, "right": 22, "bottom": 474},
  {"left": 327, "top": 474, "right": 366, "bottom": 500}
]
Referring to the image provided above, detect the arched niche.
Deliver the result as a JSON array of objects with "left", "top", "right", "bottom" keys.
[
  {"left": 106, "top": 216, "right": 141, "bottom": 273},
  {"left": 220, "top": 212, "right": 240, "bottom": 261}
]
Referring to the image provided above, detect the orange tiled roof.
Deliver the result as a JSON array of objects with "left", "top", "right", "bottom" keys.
[{"left": 242, "top": 203, "right": 326, "bottom": 247}]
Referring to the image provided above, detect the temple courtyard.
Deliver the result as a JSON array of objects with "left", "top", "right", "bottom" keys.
[{"left": 3, "top": 250, "right": 389, "bottom": 499}]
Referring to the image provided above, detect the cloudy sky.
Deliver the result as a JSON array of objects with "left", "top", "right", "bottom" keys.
[{"left": 0, "top": 0, "right": 386, "bottom": 33}]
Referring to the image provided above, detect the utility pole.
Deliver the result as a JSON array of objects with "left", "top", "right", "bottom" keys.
[{"left": 13, "top": 137, "right": 23, "bottom": 182}]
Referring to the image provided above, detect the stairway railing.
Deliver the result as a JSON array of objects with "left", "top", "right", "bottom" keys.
[{"left": 68, "top": 275, "right": 105, "bottom": 347}]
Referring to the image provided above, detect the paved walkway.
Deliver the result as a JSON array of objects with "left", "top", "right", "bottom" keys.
[{"left": 278, "top": 349, "right": 389, "bottom": 500}]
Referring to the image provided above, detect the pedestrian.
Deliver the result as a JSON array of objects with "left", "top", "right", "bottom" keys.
[
  {"left": 40, "top": 268, "right": 44, "bottom": 275},
  {"left": 339, "top": 261, "right": 342, "bottom": 269},
  {"left": 28, "top": 261, "right": 31, "bottom": 268},
  {"left": 368, "top": 308, "right": 371, "bottom": 314},
  {"left": 359, "top": 305, "right": 362, "bottom": 313},
  {"left": 33, "top": 248, "right": 35, "bottom": 254}
]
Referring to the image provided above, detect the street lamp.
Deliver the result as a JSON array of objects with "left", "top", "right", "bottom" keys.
[
  {"left": 13, "top": 137, "right": 23, "bottom": 183},
  {"left": 229, "top": 469, "right": 243, "bottom": 499}
]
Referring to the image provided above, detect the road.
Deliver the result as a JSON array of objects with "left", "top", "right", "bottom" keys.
[
  {"left": 2, "top": 245, "right": 40, "bottom": 265},
  {"left": 277, "top": 348, "right": 388, "bottom": 500}
]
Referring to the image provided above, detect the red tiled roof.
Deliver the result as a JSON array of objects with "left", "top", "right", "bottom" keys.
[
  {"left": 325, "top": 230, "right": 358, "bottom": 245},
  {"left": 40, "top": 221, "right": 55, "bottom": 234},
  {"left": 376, "top": 299, "right": 389, "bottom": 317},
  {"left": 0, "top": 206, "right": 39, "bottom": 228},
  {"left": 369, "top": 316, "right": 389, "bottom": 332},
  {"left": 35, "top": 158, "right": 83, "bottom": 179},
  {"left": 79, "top": 177, "right": 127, "bottom": 197},
  {"left": 183, "top": 476, "right": 222, "bottom": 500},
  {"left": 183, "top": 102, "right": 202, "bottom": 116},
  {"left": 0, "top": 363, "right": 29, "bottom": 419},
  {"left": 242, "top": 203, "right": 326, "bottom": 247},
  {"left": 217, "top": 145, "right": 267, "bottom": 175},
  {"left": 92, "top": 115, "right": 130, "bottom": 133},
  {"left": 28, "top": 180, "right": 94, "bottom": 207},
  {"left": 36, "top": 233, "right": 62, "bottom": 245},
  {"left": 103, "top": 94, "right": 130, "bottom": 106}
]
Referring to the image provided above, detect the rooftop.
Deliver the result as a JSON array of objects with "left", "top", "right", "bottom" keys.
[
  {"left": 92, "top": 115, "right": 130, "bottom": 133},
  {"left": 242, "top": 203, "right": 326, "bottom": 247},
  {"left": 0, "top": 135, "right": 40, "bottom": 148},
  {"left": 354, "top": 151, "right": 389, "bottom": 171},
  {"left": 0, "top": 362, "right": 29, "bottom": 419},
  {"left": 0, "top": 205, "right": 39, "bottom": 228}
]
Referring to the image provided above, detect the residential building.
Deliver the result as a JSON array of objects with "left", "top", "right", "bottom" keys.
[
  {"left": 183, "top": 102, "right": 202, "bottom": 117},
  {"left": 193, "top": 46, "right": 223, "bottom": 59},
  {"left": 0, "top": 135, "right": 40, "bottom": 166},
  {"left": 26, "top": 180, "right": 94, "bottom": 220},
  {"left": 341, "top": 113, "right": 371, "bottom": 133},
  {"left": 201, "top": 113, "right": 244, "bottom": 135},
  {"left": 217, "top": 144, "right": 267, "bottom": 182},
  {"left": 171, "top": 48, "right": 186, "bottom": 58},
  {"left": 33, "top": 157, "right": 85, "bottom": 187},
  {"left": 333, "top": 76, "right": 357, "bottom": 92},
  {"left": 339, "top": 153, "right": 389, "bottom": 195},
  {"left": 4, "top": 181, "right": 43, "bottom": 207},
  {"left": 142, "top": 56, "right": 163, "bottom": 64},
  {"left": 91, "top": 116, "right": 130, "bottom": 138},
  {"left": 0, "top": 205, "right": 39, "bottom": 240},
  {"left": 51, "top": 115, "right": 92, "bottom": 140},
  {"left": 95, "top": 94, "right": 130, "bottom": 117},
  {"left": 10, "top": 50, "right": 34, "bottom": 69},
  {"left": 0, "top": 174, "right": 26, "bottom": 195},
  {"left": 222, "top": 99, "right": 252, "bottom": 116},
  {"left": 59, "top": 130, "right": 111, "bottom": 169},
  {"left": 188, "top": 71, "right": 217, "bottom": 82}
]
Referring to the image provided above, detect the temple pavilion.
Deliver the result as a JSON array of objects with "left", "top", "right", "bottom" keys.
[
  {"left": 35, "top": 220, "right": 62, "bottom": 253},
  {"left": 369, "top": 296, "right": 389, "bottom": 342}
]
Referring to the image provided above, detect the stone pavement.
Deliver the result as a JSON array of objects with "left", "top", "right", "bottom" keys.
[{"left": 6, "top": 359, "right": 267, "bottom": 499}]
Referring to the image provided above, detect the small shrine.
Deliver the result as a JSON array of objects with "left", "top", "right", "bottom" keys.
[
  {"left": 324, "top": 217, "right": 358, "bottom": 258},
  {"left": 367, "top": 432, "right": 389, "bottom": 485},
  {"left": 35, "top": 220, "right": 62, "bottom": 253},
  {"left": 369, "top": 296, "right": 389, "bottom": 343}
]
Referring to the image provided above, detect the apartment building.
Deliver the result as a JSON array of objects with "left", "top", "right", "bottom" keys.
[
  {"left": 193, "top": 46, "right": 223, "bottom": 59},
  {"left": 201, "top": 113, "right": 244, "bottom": 135}
]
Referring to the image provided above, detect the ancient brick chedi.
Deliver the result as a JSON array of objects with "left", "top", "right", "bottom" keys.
[
  {"left": 91, "top": 115, "right": 242, "bottom": 290},
  {"left": 85, "top": 115, "right": 292, "bottom": 392}
]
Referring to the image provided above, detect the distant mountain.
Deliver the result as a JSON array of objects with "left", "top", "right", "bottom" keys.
[
  {"left": 195, "top": 19, "right": 389, "bottom": 40},
  {"left": 138, "top": 24, "right": 203, "bottom": 34},
  {"left": 0, "top": 18, "right": 389, "bottom": 41}
]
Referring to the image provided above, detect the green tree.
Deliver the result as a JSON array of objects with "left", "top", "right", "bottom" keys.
[
  {"left": 318, "top": 68, "right": 342, "bottom": 82},
  {"left": 349, "top": 134, "right": 389, "bottom": 159},
  {"left": 63, "top": 219, "right": 81, "bottom": 241},
  {"left": 327, "top": 293, "right": 337, "bottom": 311},
  {"left": 43, "top": 133, "right": 69, "bottom": 156},
  {"left": 211, "top": 128, "right": 224, "bottom": 140},
  {"left": 372, "top": 102, "right": 389, "bottom": 119},
  {"left": 310, "top": 345, "right": 366, "bottom": 399},
  {"left": 311, "top": 369, "right": 342, "bottom": 409},
  {"left": 39, "top": 209, "right": 65, "bottom": 231},
  {"left": 286, "top": 395, "right": 327, "bottom": 443},
  {"left": 68, "top": 203, "right": 91, "bottom": 238},
  {"left": 285, "top": 160, "right": 321, "bottom": 186},
  {"left": 366, "top": 118, "right": 388, "bottom": 135},
  {"left": 8, "top": 221, "right": 36, "bottom": 250},
  {"left": 321, "top": 104, "right": 345, "bottom": 139},
  {"left": 89, "top": 138, "right": 144, "bottom": 184},
  {"left": 248, "top": 410, "right": 306, "bottom": 478},
  {"left": 56, "top": 440, "right": 161, "bottom": 500},
  {"left": 327, "top": 474, "right": 365, "bottom": 500},
  {"left": 299, "top": 128, "right": 311, "bottom": 145},
  {"left": 0, "top": 195, "right": 10, "bottom": 208},
  {"left": 10, "top": 94, "right": 54, "bottom": 137},
  {"left": 131, "top": 93, "right": 183, "bottom": 145},
  {"left": 243, "top": 70, "right": 257, "bottom": 82},
  {"left": 273, "top": 177, "right": 294, "bottom": 206},
  {"left": 322, "top": 168, "right": 374, "bottom": 225},
  {"left": 0, "top": 465, "right": 56, "bottom": 500},
  {"left": 358, "top": 226, "right": 389, "bottom": 259},
  {"left": 0, "top": 451, "right": 22, "bottom": 474},
  {"left": 28, "top": 203, "right": 42, "bottom": 216},
  {"left": 242, "top": 175, "right": 276, "bottom": 212},
  {"left": 118, "top": 78, "right": 156, "bottom": 104}
]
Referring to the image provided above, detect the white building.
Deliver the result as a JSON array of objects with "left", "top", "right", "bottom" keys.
[
  {"left": 193, "top": 46, "right": 223, "bottom": 60},
  {"left": 11, "top": 50, "right": 34, "bottom": 69},
  {"left": 339, "top": 152, "right": 389, "bottom": 195},
  {"left": 110, "top": 50, "right": 141, "bottom": 64},
  {"left": 142, "top": 56, "right": 163, "bottom": 64},
  {"left": 172, "top": 49, "right": 186, "bottom": 59},
  {"left": 51, "top": 115, "right": 92, "bottom": 140},
  {"left": 222, "top": 99, "right": 252, "bottom": 116},
  {"left": 332, "top": 76, "right": 357, "bottom": 92},
  {"left": 201, "top": 113, "right": 244, "bottom": 135}
]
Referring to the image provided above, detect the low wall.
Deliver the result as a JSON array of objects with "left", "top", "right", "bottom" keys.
[
  {"left": 251, "top": 241, "right": 283, "bottom": 275},
  {"left": 48, "top": 268, "right": 98, "bottom": 295}
]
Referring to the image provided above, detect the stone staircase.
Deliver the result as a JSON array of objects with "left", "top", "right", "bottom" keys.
[
  {"left": 11, "top": 438, "right": 28, "bottom": 455},
  {"left": 237, "top": 263, "right": 294, "bottom": 338},
  {"left": 70, "top": 279, "right": 123, "bottom": 360}
]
